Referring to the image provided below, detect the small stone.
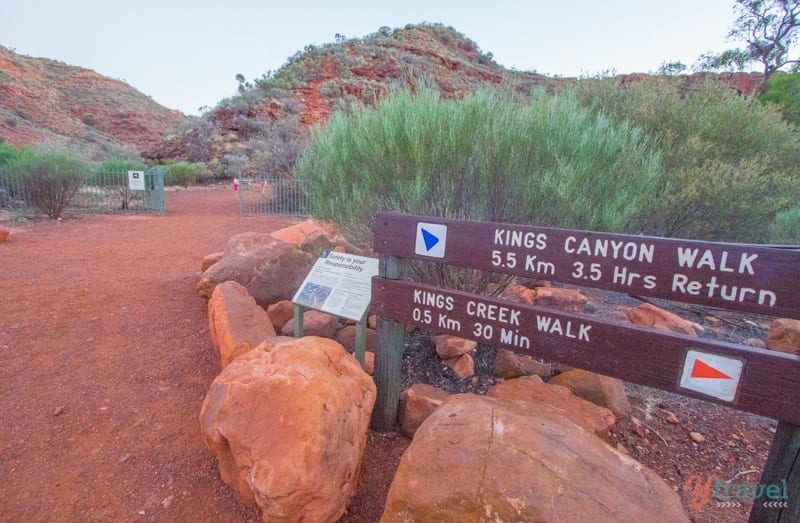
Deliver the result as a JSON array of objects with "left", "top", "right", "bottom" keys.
[
  {"left": 742, "top": 337, "right": 766, "bottom": 348},
  {"left": 161, "top": 495, "right": 174, "bottom": 508},
  {"left": 689, "top": 432, "right": 705, "bottom": 443},
  {"left": 663, "top": 411, "right": 679, "bottom": 424},
  {"left": 432, "top": 335, "right": 477, "bottom": 359},
  {"left": 53, "top": 406, "right": 65, "bottom": 416}
]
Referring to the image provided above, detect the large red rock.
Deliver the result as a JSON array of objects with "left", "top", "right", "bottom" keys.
[
  {"left": 382, "top": 394, "right": 688, "bottom": 522},
  {"left": 487, "top": 375, "right": 616, "bottom": 440},
  {"left": 549, "top": 369, "right": 632, "bottom": 418},
  {"left": 199, "top": 337, "right": 376, "bottom": 523},
  {"left": 399, "top": 384, "right": 450, "bottom": 437},
  {"left": 625, "top": 302, "right": 697, "bottom": 336},
  {"left": 0, "top": 226, "right": 9, "bottom": 243},
  {"left": 197, "top": 232, "right": 313, "bottom": 307},
  {"left": 207, "top": 281, "right": 276, "bottom": 369},
  {"left": 269, "top": 219, "right": 339, "bottom": 247},
  {"left": 765, "top": 318, "right": 800, "bottom": 354}
]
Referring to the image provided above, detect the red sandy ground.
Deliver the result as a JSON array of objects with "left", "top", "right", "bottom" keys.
[{"left": 0, "top": 187, "right": 775, "bottom": 522}]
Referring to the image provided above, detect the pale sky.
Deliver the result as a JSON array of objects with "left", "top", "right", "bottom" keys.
[{"left": 1, "top": 0, "right": 740, "bottom": 115}]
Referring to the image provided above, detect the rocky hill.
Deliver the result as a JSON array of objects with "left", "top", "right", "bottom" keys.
[
  {"left": 0, "top": 25, "right": 764, "bottom": 173},
  {"left": 144, "top": 23, "right": 552, "bottom": 176},
  {"left": 0, "top": 45, "right": 184, "bottom": 158},
  {"left": 145, "top": 23, "right": 764, "bottom": 177}
]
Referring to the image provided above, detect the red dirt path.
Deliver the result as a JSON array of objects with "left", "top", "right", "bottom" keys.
[{"left": 0, "top": 188, "right": 298, "bottom": 521}]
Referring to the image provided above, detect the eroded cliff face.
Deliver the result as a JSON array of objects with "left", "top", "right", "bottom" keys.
[{"left": 0, "top": 45, "right": 183, "bottom": 156}]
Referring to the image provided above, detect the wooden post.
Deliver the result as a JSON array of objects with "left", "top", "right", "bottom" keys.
[
  {"left": 354, "top": 315, "right": 367, "bottom": 367},
  {"left": 293, "top": 304, "right": 304, "bottom": 338},
  {"left": 371, "top": 255, "right": 406, "bottom": 432},
  {"left": 748, "top": 421, "right": 800, "bottom": 522}
]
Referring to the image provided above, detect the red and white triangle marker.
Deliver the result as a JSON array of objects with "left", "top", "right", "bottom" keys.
[
  {"left": 680, "top": 350, "right": 744, "bottom": 402},
  {"left": 690, "top": 359, "right": 733, "bottom": 380}
]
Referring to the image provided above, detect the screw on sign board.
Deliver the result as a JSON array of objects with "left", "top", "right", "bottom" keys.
[{"left": 370, "top": 212, "right": 800, "bottom": 523}]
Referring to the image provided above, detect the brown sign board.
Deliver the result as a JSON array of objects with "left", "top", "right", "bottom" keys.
[
  {"left": 374, "top": 212, "right": 800, "bottom": 319},
  {"left": 371, "top": 277, "right": 800, "bottom": 425}
]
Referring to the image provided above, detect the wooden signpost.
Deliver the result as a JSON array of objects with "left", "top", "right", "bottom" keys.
[{"left": 370, "top": 212, "right": 800, "bottom": 522}]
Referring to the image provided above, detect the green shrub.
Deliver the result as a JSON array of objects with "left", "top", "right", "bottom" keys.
[
  {"left": 6, "top": 151, "right": 89, "bottom": 218},
  {"left": 760, "top": 71, "right": 800, "bottom": 124},
  {"left": 163, "top": 161, "right": 207, "bottom": 186},
  {"left": 769, "top": 206, "right": 800, "bottom": 244},
  {"left": 296, "top": 86, "right": 661, "bottom": 247},
  {"left": 573, "top": 77, "right": 800, "bottom": 242}
]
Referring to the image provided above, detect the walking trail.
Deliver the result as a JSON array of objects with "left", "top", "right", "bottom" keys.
[{"left": 0, "top": 187, "right": 296, "bottom": 521}]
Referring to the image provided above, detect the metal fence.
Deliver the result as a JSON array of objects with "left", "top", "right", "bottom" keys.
[
  {"left": 0, "top": 168, "right": 165, "bottom": 216},
  {"left": 237, "top": 176, "right": 311, "bottom": 217}
]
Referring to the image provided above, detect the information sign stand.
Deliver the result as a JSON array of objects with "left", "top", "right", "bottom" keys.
[{"left": 291, "top": 251, "right": 378, "bottom": 368}]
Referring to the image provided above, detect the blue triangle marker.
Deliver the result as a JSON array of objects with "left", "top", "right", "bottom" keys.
[{"left": 421, "top": 228, "right": 439, "bottom": 251}]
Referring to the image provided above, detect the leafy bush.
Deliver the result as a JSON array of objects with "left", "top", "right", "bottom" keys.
[
  {"left": 769, "top": 206, "right": 800, "bottom": 244},
  {"left": 573, "top": 77, "right": 800, "bottom": 242},
  {"left": 250, "top": 117, "right": 307, "bottom": 177},
  {"left": 6, "top": 151, "right": 89, "bottom": 218},
  {"left": 761, "top": 71, "right": 800, "bottom": 124},
  {"left": 163, "top": 161, "right": 208, "bottom": 186},
  {"left": 296, "top": 86, "right": 660, "bottom": 247}
]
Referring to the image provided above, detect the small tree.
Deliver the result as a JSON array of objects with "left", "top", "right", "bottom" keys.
[
  {"left": 700, "top": 0, "right": 800, "bottom": 93},
  {"left": 10, "top": 152, "right": 88, "bottom": 219}
]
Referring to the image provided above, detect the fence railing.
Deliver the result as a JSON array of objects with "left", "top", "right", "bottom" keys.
[
  {"left": 0, "top": 168, "right": 165, "bottom": 216},
  {"left": 237, "top": 176, "right": 311, "bottom": 217}
]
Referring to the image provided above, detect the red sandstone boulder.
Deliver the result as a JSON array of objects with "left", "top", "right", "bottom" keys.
[
  {"left": 399, "top": 384, "right": 450, "bottom": 437},
  {"left": 269, "top": 219, "right": 339, "bottom": 247},
  {"left": 443, "top": 353, "right": 475, "bottom": 378},
  {"left": 625, "top": 302, "right": 697, "bottom": 336},
  {"left": 549, "top": 369, "right": 632, "bottom": 418},
  {"left": 766, "top": 318, "right": 800, "bottom": 354},
  {"left": 532, "top": 287, "right": 588, "bottom": 312},
  {"left": 199, "top": 337, "right": 376, "bottom": 523},
  {"left": 432, "top": 335, "right": 476, "bottom": 359},
  {"left": 197, "top": 232, "right": 313, "bottom": 307},
  {"left": 492, "top": 349, "right": 552, "bottom": 380},
  {"left": 501, "top": 284, "right": 535, "bottom": 304},
  {"left": 200, "top": 251, "right": 224, "bottom": 272},
  {"left": 382, "top": 394, "right": 688, "bottom": 522},
  {"left": 207, "top": 281, "right": 276, "bottom": 369},
  {"left": 281, "top": 310, "right": 339, "bottom": 338},
  {"left": 487, "top": 375, "right": 616, "bottom": 440},
  {"left": 336, "top": 325, "right": 378, "bottom": 353},
  {"left": 266, "top": 300, "right": 294, "bottom": 332}
]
